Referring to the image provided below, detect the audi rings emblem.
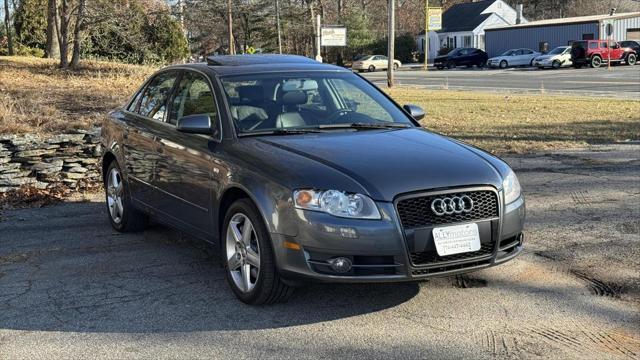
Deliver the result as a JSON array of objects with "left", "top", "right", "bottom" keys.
[{"left": 431, "top": 195, "right": 474, "bottom": 216}]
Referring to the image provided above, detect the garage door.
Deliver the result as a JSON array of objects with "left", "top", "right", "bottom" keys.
[{"left": 627, "top": 28, "right": 640, "bottom": 40}]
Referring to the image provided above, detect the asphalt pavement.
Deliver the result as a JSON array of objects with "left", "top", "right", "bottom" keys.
[
  {"left": 362, "top": 65, "right": 640, "bottom": 98},
  {"left": 0, "top": 145, "right": 639, "bottom": 359}
]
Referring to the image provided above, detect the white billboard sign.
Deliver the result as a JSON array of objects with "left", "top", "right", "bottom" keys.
[{"left": 321, "top": 27, "right": 347, "bottom": 47}]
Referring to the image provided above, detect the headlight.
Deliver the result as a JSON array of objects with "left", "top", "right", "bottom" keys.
[
  {"left": 502, "top": 170, "right": 522, "bottom": 204},
  {"left": 293, "top": 189, "right": 381, "bottom": 219}
]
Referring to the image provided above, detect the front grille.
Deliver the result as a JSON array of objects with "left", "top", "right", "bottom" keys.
[
  {"left": 411, "top": 242, "right": 494, "bottom": 265},
  {"left": 396, "top": 190, "right": 498, "bottom": 229}
]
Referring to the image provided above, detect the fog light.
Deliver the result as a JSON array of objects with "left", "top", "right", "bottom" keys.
[
  {"left": 518, "top": 233, "right": 524, "bottom": 245},
  {"left": 328, "top": 257, "right": 352, "bottom": 273}
]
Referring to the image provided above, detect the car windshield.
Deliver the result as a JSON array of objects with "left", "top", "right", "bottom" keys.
[
  {"left": 221, "top": 72, "right": 413, "bottom": 135},
  {"left": 548, "top": 47, "right": 565, "bottom": 55},
  {"left": 447, "top": 48, "right": 462, "bottom": 56},
  {"left": 501, "top": 50, "right": 516, "bottom": 56}
]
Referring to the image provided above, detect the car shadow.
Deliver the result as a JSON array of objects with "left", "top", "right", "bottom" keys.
[{"left": 0, "top": 201, "right": 419, "bottom": 333}]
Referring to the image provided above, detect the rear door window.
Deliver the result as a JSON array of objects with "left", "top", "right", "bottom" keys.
[{"left": 137, "top": 71, "right": 178, "bottom": 121}]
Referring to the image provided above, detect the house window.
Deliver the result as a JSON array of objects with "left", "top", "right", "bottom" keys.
[{"left": 463, "top": 35, "right": 473, "bottom": 47}]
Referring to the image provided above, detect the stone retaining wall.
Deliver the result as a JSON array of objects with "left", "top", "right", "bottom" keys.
[{"left": 0, "top": 130, "right": 102, "bottom": 193}]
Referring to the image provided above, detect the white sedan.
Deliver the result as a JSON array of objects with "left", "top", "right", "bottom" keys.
[
  {"left": 488, "top": 48, "right": 541, "bottom": 68},
  {"left": 352, "top": 55, "right": 402, "bottom": 72},
  {"left": 532, "top": 46, "right": 572, "bottom": 69}
]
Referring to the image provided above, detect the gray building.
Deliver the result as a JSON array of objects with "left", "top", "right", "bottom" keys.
[{"left": 484, "top": 12, "right": 640, "bottom": 57}]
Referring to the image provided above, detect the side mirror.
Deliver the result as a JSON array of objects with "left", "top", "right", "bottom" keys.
[
  {"left": 403, "top": 104, "right": 426, "bottom": 121},
  {"left": 177, "top": 114, "right": 212, "bottom": 134}
]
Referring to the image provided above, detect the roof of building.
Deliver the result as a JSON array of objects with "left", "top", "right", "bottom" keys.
[
  {"left": 439, "top": 0, "right": 495, "bottom": 33},
  {"left": 485, "top": 11, "right": 640, "bottom": 31}
]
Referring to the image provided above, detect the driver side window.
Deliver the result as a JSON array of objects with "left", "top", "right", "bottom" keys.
[{"left": 169, "top": 71, "right": 219, "bottom": 133}]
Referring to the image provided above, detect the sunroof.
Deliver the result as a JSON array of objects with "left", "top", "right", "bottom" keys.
[{"left": 206, "top": 54, "right": 318, "bottom": 66}]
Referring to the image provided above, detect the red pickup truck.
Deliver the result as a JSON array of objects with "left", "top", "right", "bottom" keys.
[{"left": 570, "top": 40, "right": 637, "bottom": 68}]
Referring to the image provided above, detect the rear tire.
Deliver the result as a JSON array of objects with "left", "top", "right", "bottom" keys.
[
  {"left": 222, "top": 199, "right": 294, "bottom": 305},
  {"left": 627, "top": 53, "right": 637, "bottom": 66},
  {"left": 393, "top": 63, "right": 399, "bottom": 70},
  {"left": 368, "top": 65, "right": 375, "bottom": 72},
  {"left": 591, "top": 55, "right": 602, "bottom": 68},
  {"left": 104, "top": 161, "right": 147, "bottom": 232}
]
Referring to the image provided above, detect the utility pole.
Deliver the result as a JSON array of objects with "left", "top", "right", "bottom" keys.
[
  {"left": 227, "top": 0, "right": 235, "bottom": 55},
  {"left": 423, "top": 0, "right": 428, "bottom": 71},
  {"left": 387, "top": 0, "right": 395, "bottom": 88},
  {"left": 315, "top": 14, "right": 322, "bottom": 62},
  {"left": 275, "top": 0, "right": 282, "bottom": 54}
]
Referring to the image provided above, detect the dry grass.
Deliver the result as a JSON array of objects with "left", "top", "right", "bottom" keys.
[
  {"left": 1, "top": 56, "right": 638, "bottom": 153},
  {"left": 387, "top": 88, "right": 640, "bottom": 153},
  {"left": 0, "top": 56, "right": 155, "bottom": 134}
]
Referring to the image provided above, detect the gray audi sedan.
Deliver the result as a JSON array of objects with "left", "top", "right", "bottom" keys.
[{"left": 101, "top": 55, "right": 525, "bottom": 304}]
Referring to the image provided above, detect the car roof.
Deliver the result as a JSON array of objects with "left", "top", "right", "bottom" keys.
[
  {"left": 205, "top": 54, "right": 349, "bottom": 76},
  {"left": 163, "top": 55, "right": 349, "bottom": 77}
]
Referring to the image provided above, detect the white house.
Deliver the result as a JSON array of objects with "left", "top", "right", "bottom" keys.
[{"left": 418, "top": 0, "right": 526, "bottom": 59}]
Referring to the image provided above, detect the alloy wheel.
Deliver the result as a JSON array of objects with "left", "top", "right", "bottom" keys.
[
  {"left": 225, "top": 213, "right": 261, "bottom": 293},
  {"left": 106, "top": 167, "right": 124, "bottom": 224}
]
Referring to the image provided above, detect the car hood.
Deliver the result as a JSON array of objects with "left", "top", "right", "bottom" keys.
[
  {"left": 253, "top": 129, "right": 504, "bottom": 201},
  {"left": 489, "top": 56, "right": 507, "bottom": 61}
]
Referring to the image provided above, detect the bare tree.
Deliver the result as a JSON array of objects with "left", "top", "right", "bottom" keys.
[
  {"left": 3, "top": 0, "right": 14, "bottom": 55},
  {"left": 58, "top": 0, "right": 71, "bottom": 67},
  {"left": 45, "top": 0, "right": 59, "bottom": 58},
  {"left": 70, "top": 0, "right": 86, "bottom": 67}
]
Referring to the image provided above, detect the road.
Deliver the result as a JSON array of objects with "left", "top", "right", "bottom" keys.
[
  {"left": 1, "top": 145, "right": 639, "bottom": 359},
  {"left": 362, "top": 65, "right": 640, "bottom": 98}
]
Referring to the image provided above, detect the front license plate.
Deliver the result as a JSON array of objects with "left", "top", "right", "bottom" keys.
[{"left": 432, "top": 223, "right": 481, "bottom": 256}]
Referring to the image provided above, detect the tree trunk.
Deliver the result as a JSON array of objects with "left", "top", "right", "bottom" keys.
[
  {"left": 45, "top": 0, "right": 59, "bottom": 58},
  {"left": 3, "top": 0, "right": 14, "bottom": 55},
  {"left": 70, "top": 0, "right": 85, "bottom": 68},
  {"left": 58, "top": 0, "right": 70, "bottom": 67}
]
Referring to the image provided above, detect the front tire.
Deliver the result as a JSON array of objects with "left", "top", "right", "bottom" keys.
[
  {"left": 104, "top": 161, "right": 147, "bottom": 232},
  {"left": 499, "top": 60, "right": 508, "bottom": 69},
  {"left": 393, "top": 63, "right": 399, "bottom": 70},
  {"left": 222, "top": 199, "right": 294, "bottom": 305},
  {"left": 368, "top": 65, "right": 375, "bottom": 72},
  {"left": 552, "top": 60, "right": 561, "bottom": 69},
  {"left": 627, "top": 53, "right": 637, "bottom": 66}
]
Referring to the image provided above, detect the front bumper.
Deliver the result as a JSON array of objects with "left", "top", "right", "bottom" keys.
[{"left": 272, "top": 187, "right": 525, "bottom": 283}]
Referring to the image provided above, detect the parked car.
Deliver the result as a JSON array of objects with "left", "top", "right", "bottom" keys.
[
  {"left": 351, "top": 55, "right": 401, "bottom": 72},
  {"left": 101, "top": 54, "right": 525, "bottom": 304},
  {"left": 570, "top": 40, "right": 636, "bottom": 68},
  {"left": 434, "top": 48, "right": 488, "bottom": 69},
  {"left": 488, "top": 48, "right": 541, "bottom": 68},
  {"left": 532, "top": 46, "right": 573, "bottom": 69},
  {"left": 343, "top": 54, "right": 368, "bottom": 69},
  {"left": 620, "top": 40, "right": 640, "bottom": 65}
]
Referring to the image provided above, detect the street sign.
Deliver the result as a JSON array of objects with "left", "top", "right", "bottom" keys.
[
  {"left": 604, "top": 20, "right": 614, "bottom": 36},
  {"left": 321, "top": 27, "right": 347, "bottom": 47},
  {"left": 428, "top": 8, "right": 442, "bottom": 31}
]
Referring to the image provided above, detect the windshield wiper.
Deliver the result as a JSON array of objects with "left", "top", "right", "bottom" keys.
[
  {"left": 237, "top": 128, "right": 324, "bottom": 137},
  {"left": 317, "top": 122, "right": 411, "bottom": 130}
]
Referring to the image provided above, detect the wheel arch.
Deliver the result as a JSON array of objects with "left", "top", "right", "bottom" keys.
[
  {"left": 216, "top": 181, "right": 297, "bottom": 245},
  {"left": 101, "top": 151, "right": 117, "bottom": 184}
]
